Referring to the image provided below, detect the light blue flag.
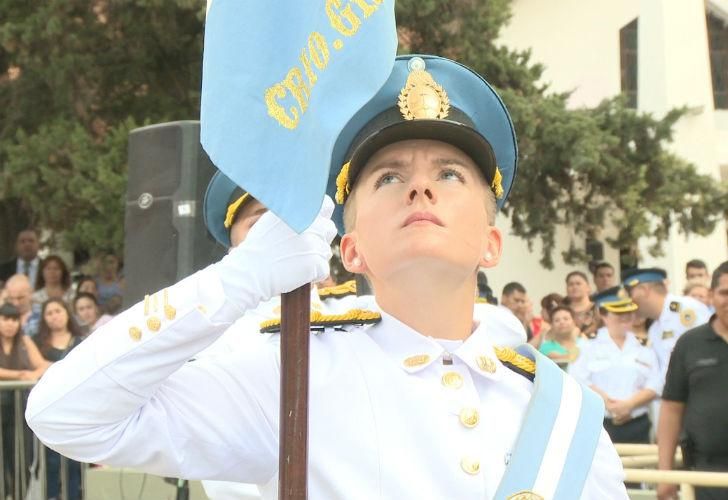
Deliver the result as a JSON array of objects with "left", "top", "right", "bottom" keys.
[{"left": 201, "top": 0, "right": 397, "bottom": 232}]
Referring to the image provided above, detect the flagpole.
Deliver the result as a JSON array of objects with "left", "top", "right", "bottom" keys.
[{"left": 279, "top": 284, "right": 311, "bottom": 499}]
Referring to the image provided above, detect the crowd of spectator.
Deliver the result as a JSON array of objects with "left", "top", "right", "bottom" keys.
[{"left": 0, "top": 228, "right": 124, "bottom": 498}]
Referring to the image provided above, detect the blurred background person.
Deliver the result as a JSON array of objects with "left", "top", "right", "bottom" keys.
[
  {"left": 564, "top": 271, "right": 597, "bottom": 337},
  {"left": 32, "top": 298, "right": 85, "bottom": 500},
  {"left": 75, "top": 275, "right": 99, "bottom": 299},
  {"left": 538, "top": 306, "right": 582, "bottom": 369},
  {"left": 683, "top": 280, "right": 712, "bottom": 309},
  {"left": 592, "top": 261, "right": 616, "bottom": 292},
  {"left": 3, "top": 274, "right": 42, "bottom": 336},
  {"left": 0, "top": 229, "right": 41, "bottom": 288},
  {"left": 685, "top": 259, "right": 710, "bottom": 285},
  {"left": 0, "top": 303, "right": 48, "bottom": 494},
  {"left": 571, "top": 287, "right": 661, "bottom": 447},
  {"left": 32, "top": 255, "right": 74, "bottom": 306},
  {"left": 500, "top": 281, "right": 531, "bottom": 338},
  {"left": 95, "top": 253, "right": 124, "bottom": 315},
  {"left": 539, "top": 293, "right": 564, "bottom": 330},
  {"left": 476, "top": 270, "right": 498, "bottom": 305},
  {"left": 73, "top": 292, "right": 113, "bottom": 334},
  {"left": 658, "top": 261, "right": 728, "bottom": 500}
]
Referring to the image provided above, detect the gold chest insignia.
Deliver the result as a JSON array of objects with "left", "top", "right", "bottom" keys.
[
  {"left": 507, "top": 491, "right": 544, "bottom": 500},
  {"left": 680, "top": 309, "right": 696, "bottom": 327},
  {"left": 662, "top": 330, "right": 674, "bottom": 340},
  {"left": 398, "top": 69, "right": 450, "bottom": 120}
]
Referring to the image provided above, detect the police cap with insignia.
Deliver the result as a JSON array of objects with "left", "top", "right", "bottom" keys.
[
  {"left": 203, "top": 170, "right": 254, "bottom": 248},
  {"left": 327, "top": 54, "right": 518, "bottom": 235},
  {"left": 621, "top": 268, "right": 667, "bottom": 290},
  {"left": 591, "top": 286, "right": 638, "bottom": 313}
]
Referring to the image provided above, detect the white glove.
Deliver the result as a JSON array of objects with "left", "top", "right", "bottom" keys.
[{"left": 213, "top": 196, "right": 336, "bottom": 313}]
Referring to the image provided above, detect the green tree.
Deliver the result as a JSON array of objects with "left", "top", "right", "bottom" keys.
[
  {"left": 0, "top": 0, "right": 206, "bottom": 254},
  {"left": 397, "top": 0, "right": 728, "bottom": 267}
]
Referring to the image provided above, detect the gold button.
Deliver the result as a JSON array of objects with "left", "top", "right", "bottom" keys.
[
  {"left": 164, "top": 305, "right": 177, "bottom": 321},
  {"left": 459, "top": 408, "right": 479, "bottom": 428},
  {"left": 146, "top": 316, "right": 161, "bottom": 332},
  {"left": 404, "top": 354, "right": 431, "bottom": 368},
  {"left": 442, "top": 371, "right": 464, "bottom": 389},
  {"left": 197, "top": 305, "right": 207, "bottom": 314},
  {"left": 460, "top": 457, "right": 480, "bottom": 475},
  {"left": 128, "top": 327, "right": 142, "bottom": 341},
  {"left": 477, "top": 355, "right": 496, "bottom": 373}
]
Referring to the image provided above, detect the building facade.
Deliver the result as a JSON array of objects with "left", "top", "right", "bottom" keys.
[{"left": 486, "top": 0, "right": 728, "bottom": 301}]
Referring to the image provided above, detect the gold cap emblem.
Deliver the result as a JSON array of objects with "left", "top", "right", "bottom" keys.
[{"left": 398, "top": 64, "right": 450, "bottom": 121}]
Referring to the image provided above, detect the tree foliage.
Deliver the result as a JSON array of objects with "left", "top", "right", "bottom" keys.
[
  {"left": 1, "top": 0, "right": 725, "bottom": 265},
  {"left": 397, "top": 0, "right": 728, "bottom": 267}
]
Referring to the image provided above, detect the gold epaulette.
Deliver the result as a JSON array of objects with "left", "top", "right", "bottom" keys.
[
  {"left": 317, "top": 280, "right": 357, "bottom": 299},
  {"left": 260, "top": 308, "right": 381, "bottom": 334},
  {"left": 475, "top": 297, "right": 489, "bottom": 304},
  {"left": 494, "top": 346, "right": 536, "bottom": 381}
]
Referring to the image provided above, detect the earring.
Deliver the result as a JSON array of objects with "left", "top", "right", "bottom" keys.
[
  {"left": 352, "top": 257, "right": 362, "bottom": 267},
  {"left": 484, "top": 252, "right": 493, "bottom": 262}
]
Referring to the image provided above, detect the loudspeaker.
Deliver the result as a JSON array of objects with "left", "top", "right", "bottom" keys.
[
  {"left": 585, "top": 239, "right": 604, "bottom": 262},
  {"left": 123, "top": 121, "right": 225, "bottom": 308}
]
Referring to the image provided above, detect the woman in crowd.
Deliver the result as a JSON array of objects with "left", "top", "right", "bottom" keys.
[
  {"left": 683, "top": 280, "right": 711, "bottom": 308},
  {"left": 564, "top": 270, "right": 597, "bottom": 337},
  {"left": 73, "top": 292, "right": 113, "bottom": 334},
  {"left": 32, "top": 255, "right": 75, "bottom": 306},
  {"left": 95, "top": 253, "right": 124, "bottom": 315},
  {"left": 570, "top": 287, "right": 661, "bottom": 445},
  {"left": 538, "top": 305, "right": 582, "bottom": 369},
  {"left": 0, "top": 303, "right": 48, "bottom": 494},
  {"left": 33, "top": 298, "right": 85, "bottom": 500},
  {"left": 76, "top": 275, "right": 99, "bottom": 299}
]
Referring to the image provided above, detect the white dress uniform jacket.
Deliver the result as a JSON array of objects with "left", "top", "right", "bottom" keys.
[
  {"left": 26, "top": 267, "right": 627, "bottom": 499},
  {"left": 570, "top": 328, "right": 662, "bottom": 419},
  {"left": 647, "top": 294, "right": 711, "bottom": 376}
]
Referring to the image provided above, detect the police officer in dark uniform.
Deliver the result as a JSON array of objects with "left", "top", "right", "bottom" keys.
[{"left": 657, "top": 261, "right": 728, "bottom": 500}]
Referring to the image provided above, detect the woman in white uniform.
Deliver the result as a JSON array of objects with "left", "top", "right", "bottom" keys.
[{"left": 571, "top": 286, "right": 662, "bottom": 444}]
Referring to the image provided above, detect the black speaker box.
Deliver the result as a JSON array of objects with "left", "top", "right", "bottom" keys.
[{"left": 123, "top": 121, "right": 225, "bottom": 308}]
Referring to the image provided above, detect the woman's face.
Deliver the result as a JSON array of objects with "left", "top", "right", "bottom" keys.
[
  {"left": 74, "top": 297, "right": 98, "bottom": 326},
  {"left": 43, "top": 260, "right": 63, "bottom": 286},
  {"left": 78, "top": 280, "right": 98, "bottom": 297},
  {"left": 551, "top": 310, "right": 575, "bottom": 335},
  {"left": 44, "top": 302, "right": 69, "bottom": 331},
  {"left": 603, "top": 310, "right": 634, "bottom": 336},
  {"left": 0, "top": 316, "right": 20, "bottom": 339}
]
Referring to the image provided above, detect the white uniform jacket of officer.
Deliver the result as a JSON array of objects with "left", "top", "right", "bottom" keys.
[
  {"left": 26, "top": 265, "right": 626, "bottom": 500},
  {"left": 570, "top": 328, "right": 662, "bottom": 419},
  {"left": 647, "top": 294, "right": 711, "bottom": 376}
]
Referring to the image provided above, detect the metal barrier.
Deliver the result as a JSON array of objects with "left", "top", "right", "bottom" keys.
[
  {"left": 616, "top": 443, "right": 728, "bottom": 500},
  {"left": 0, "top": 380, "right": 87, "bottom": 500}
]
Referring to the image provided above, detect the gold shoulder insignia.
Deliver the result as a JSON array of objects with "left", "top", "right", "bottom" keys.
[
  {"left": 662, "top": 330, "right": 674, "bottom": 340},
  {"left": 680, "top": 308, "right": 696, "bottom": 327},
  {"left": 318, "top": 280, "right": 357, "bottom": 299},
  {"left": 669, "top": 301, "right": 681, "bottom": 313},
  {"left": 475, "top": 297, "right": 489, "bottom": 304},
  {"left": 260, "top": 308, "right": 381, "bottom": 334},
  {"left": 494, "top": 346, "right": 536, "bottom": 381}
]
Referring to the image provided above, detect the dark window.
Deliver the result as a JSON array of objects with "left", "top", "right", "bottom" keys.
[
  {"left": 620, "top": 18, "right": 638, "bottom": 108},
  {"left": 708, "top": 13, "right": 728, "bottom": 109}
]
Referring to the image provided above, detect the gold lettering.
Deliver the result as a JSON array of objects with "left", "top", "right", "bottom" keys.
[
  {"left": 350, "top": 0, "right": 378, "bottom": 18},
  {"left": 308, "top": 32, "right": 330, "bottom": 70},
  {"left": 265, "top": 83, "right": 299, "bottom": 129},
  {"left": 300, "top": 48, "right": 318, "bottom": 88},
  {"left": 326, "top": 0, "right": 361, "bottom": 37},
  {"left": 283, "top": 67, "right": 311, "bottom": 116}
]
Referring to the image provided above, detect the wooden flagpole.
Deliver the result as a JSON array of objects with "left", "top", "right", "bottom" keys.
[{"left": 279, "top": 284, "right": 311, "bottom": 499}]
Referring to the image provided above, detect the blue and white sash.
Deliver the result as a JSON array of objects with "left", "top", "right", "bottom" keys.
[{"left": 494, "top": 345, "right": 604, "bottom": 500}]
